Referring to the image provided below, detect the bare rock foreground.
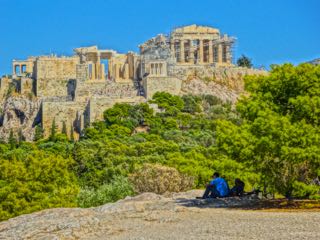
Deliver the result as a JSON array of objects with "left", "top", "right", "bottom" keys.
[{"left": 1, "top": 190, "right": 319, "bottom": 240}]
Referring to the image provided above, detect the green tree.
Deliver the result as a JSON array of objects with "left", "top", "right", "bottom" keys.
[
  {"left": 0, "top": 152, "right": 79, "bottom": 221},
  {"left": 8, "top": 130, "right": 17, "bottom": 149},
  {"left": 62, "top": 121, "right": 67, "bottom": 135},
  {"left": 150, "top": 92, "right": 184, "bottom": 116},
  {"left": 34, "top": 124, "right": 44, "bottom": 141},
  {"left": 104, "top": 103, "right": 153, "bottom": 131},
  {"left": 217, "top": 63, "right": 320, "bottom": 198},
  {"left": 70, "top": 124, "right": 74, "bottom": 142},
  {"left": 18, "top": 129, "right": 24, "bottom": 144},
  {"left": 237, "top": 54, "right": 253, "bottom": 68},
  {"left": 50, "top": 118, "right": 57, "bottom": 141},
  {"left": 182, "top": 94, "right": 202, "bottom": 114}
]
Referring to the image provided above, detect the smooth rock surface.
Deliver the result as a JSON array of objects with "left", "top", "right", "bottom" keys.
[{"left": 0, "top": 190, "right": 319, "bottom": 240}]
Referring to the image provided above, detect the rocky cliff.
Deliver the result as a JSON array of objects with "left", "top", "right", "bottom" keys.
[
  {"left": 0, "top": 96, "right": 41, "bottom": 141},
  {"left": 178, "top": 66, "right": 266, "bottom": 103}
]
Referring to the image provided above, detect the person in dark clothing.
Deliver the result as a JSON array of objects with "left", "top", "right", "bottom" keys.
[
  {"left": 200, "top": 172, "right": 230, "bottom": 199},
  {"left": 229, "top": 178, "right": 245, "bottom": 196}
]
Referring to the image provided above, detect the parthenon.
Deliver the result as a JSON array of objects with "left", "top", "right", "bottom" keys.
[{"left": 169, "top": 24, "right": 234, "bottom": 65}]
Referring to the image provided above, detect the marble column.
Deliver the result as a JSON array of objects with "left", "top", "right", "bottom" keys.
[
  {"left": 124, "top": 63, "right": 129, "bottom": 79},
  {"left": 96, "top": 52, "right": 101, "bottom": 79},
  {"left": 101, "top": 64, "right": 105, "bottom": 80},
  {"left": 180, "top": 40, "right": 185, "bottom": 63},
  {"left": 218, "top": 44, "right": 223, "bottom": 64},
  {"left": 108, "top": 60, "right": 113, "bottom": 79},
  {"left": 188, "top": 40, "right": 194, "bottom": 63},
  {"left": 115, "top": 64, "right": 119, "bottom": 79},
  {"left": 208, "top": 40, "right": 213, "bottom": 63},
  {"left": 91, "top": 64, "right": 96, "bottom": 80},
  {"left": 198, "top": 40, "right": 203, "bottom": 63}
]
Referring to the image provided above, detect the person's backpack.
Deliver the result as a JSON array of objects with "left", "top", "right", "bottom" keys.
[{"left": 230, "top": 179, "right": 245, "bottom": 196}]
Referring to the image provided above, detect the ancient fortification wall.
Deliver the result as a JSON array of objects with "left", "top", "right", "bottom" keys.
[
  {"left": 42, "top": 100, "right": 87, "bottom": 138},
  {"left": 35, "top": 56, "right": 79, "bottom": 97},
  {"left": 143, "top": 77, "right": 182, "bottom": 100}
]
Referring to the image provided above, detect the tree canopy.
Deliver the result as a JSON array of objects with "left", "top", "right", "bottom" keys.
[
  {"left": 237, "top": 55, "right": 253, "bottom": 68},
  {"left": 217, "top": 63, "right": 320, "bottom": 197}
]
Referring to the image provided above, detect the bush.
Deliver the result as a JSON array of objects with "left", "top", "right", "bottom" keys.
[
  {"left": 129, "top": 163, "right": 194, "bottom": 194},
  {"left": 292, "top": 181, "right": 320, "bottom": 199},
  {"left": 77, "top": 176, "right": 134, "bottom": 208},
  {"left": 0, "top": 153, "right": 78, "bottom": 221}
]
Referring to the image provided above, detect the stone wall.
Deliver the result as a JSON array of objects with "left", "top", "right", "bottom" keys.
[
  {"left": 76, "top": 64, "right": 89, "bottom": 82},
  {"left": 75, "top": 80, "right": 106, "bottom": 101},
  {"left": 41, "top": 95, "right": 143, "bottom": 139},
  {"left": 104, "top": 81, "right": 138, "bottom": 99},
  {"left": 0, "top": 77, "right": 11, "bottom": 103},
  {"left": 20, "top": 77, "right": 34, "bottom": 95},
  {"left": 42, "top": 100, "right": 87, "bottom": 138},
  {"left": 143, "top": 76, "right": 181, "bottom": 99},
  {"left": 35, "top": 56, "right": 79, "bottom": 97}
]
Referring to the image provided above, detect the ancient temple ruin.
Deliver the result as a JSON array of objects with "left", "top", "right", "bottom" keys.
[{"left": 0, "top": 24, "right": 264, "bottom": 141}]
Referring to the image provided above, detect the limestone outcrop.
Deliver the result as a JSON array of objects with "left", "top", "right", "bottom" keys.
[
  {"left": 1, "top": 190, "right": 319, "bottom": 240},
  {"left": 0, "top": 96, "right": 41, "bottom": 141},
  {"left": 179, "top": 66, "right": 266, "bottom": 103}
]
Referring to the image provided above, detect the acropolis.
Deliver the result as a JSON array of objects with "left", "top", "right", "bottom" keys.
[{"left": 0, "top": 24, "right": 264, "bottom": 141}]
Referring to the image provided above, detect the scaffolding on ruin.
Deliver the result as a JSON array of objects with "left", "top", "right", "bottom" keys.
[
  {"left": 169, "top": 36, "right": 236, "bottom": 64},
  {"left": 168, "top": 24, "right": 236, "bottom": 64}
]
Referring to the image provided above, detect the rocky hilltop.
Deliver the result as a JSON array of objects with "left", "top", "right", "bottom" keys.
[
  {"left": 0, "top": 66, "right": 264, "bottom": 142},
  {"left": 0, "top": 24, "right": 266, "bottom": 142},
  {"left": 1, "top": 190, "right": 319, "bottom": 240}
]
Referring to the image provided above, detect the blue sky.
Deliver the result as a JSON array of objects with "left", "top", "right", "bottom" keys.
[{"left": 0, "top": 0, "right": 319, "bottom": 74}]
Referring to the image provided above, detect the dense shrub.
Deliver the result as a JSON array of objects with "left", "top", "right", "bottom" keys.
[
  {"left": 77, "top": 176, "right": 134, "bottom": 208},
  {"left": 292, "top": 181, "right": 320, "bottom": 199},
  {"left": 129, "top": 164, "right": 194, "bottom": 194},
  {"left": 0, "top": 151, "right": 78, "bottom": 221}
]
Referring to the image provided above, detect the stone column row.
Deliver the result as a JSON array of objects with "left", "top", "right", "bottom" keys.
[
  {"left": 89, "top": 52, "right": 106, "bottom": 80},
  {"left": 172, "top": 39, "right": 229, "bottom": 64}
]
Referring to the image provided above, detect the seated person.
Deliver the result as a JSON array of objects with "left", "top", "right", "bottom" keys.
[
  {"left": 229, "top": 178, "right": 245, "bottom": 196},
  {"left": 201, "top": 172, "right": 230, "bottom": 199}
]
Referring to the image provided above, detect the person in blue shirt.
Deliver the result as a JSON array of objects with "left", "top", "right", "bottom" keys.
[{"left": 201, "top": 172, "right": 230, "bottom": 199}]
